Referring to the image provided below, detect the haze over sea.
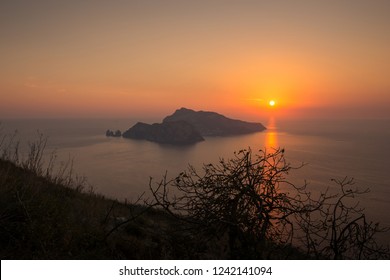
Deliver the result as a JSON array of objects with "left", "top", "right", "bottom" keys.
[{"left": 2, "top": 117, "right": 390, "bottom": 240}]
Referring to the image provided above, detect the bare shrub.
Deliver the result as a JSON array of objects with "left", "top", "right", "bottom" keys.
[
  {"left": 295, "top": 177, "right": 389, "bottom": 259},
  {"left": 148, "top": 148, "right": 389, "bottom": 259}
]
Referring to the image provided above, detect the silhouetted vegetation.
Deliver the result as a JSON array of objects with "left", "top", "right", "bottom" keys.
[
  {"left": 0, "top": 129, "right": 388, "bottom": 259},
  {"left": 148, "top": 148, "right": 389, "bottom": 259},
  {"left": 0, "top": 131, "right": 176, "bottom": 259}
]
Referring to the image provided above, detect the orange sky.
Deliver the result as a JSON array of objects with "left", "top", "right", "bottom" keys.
[{"left": 1, "top": 0, "right": 390, "bottom": 120}]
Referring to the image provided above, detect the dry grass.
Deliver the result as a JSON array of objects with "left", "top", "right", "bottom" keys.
[{"left": 0, "top": 131, "right": 184, "bottom": 259}]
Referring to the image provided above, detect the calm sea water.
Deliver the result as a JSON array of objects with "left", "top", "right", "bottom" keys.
[{"left": 2, "top": 117, "right": 390, "bottom": 241}]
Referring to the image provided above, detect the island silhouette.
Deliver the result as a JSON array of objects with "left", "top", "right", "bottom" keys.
[{"left": 107, "top": 108, "right": 267, "bottom": 145}]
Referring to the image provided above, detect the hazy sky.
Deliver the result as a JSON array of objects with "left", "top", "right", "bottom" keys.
[{"left": 1, "top": 0, "right": 389, "bottom": 120}]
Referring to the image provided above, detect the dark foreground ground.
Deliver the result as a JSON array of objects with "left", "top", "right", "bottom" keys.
[{"left": 0, "top": 158, "right": 309, "bottom": 259}]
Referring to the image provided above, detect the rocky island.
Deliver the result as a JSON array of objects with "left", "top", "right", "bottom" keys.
[
  {"left": 163, "top": 108, "right": 266, "bottom": 136},
  {"left": 122, "top": 121, "right": 204, "bottom": 145},
  {"left": 106, "top": 129, "right": 122, "bottom": 137},
  {"left": 113, "top": 108, "right": 266, "bottom": 145}
]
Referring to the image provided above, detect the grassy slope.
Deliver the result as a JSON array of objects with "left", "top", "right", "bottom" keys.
[
  {"left": 0, "top": 159, "right": 189, "bottom": 259},
  {"left": 0, "top": 158, "right": 308, "bottom": 260}
]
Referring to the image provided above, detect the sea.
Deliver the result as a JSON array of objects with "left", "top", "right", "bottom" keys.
[{"left": 1, "top": 117, "right": 390, "bottom": 243}]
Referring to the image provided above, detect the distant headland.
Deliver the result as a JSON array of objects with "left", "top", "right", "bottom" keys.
[
  {"left": 122, "top": 120, "right": 205, "bottom": 145},
  {"left": 107, "top": 108, "right": 266, "bottom": 145}
]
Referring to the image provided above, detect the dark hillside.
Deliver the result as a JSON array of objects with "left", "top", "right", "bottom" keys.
[
  {"left": 0, "top": 158, "right": 309, "bottom": 259},
  {"left": 0, "top": 159, "right": 183, "bottom": 259}
]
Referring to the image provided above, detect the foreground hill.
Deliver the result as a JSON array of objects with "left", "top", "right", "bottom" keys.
[
  {"left": 0, "top": 159, "right": 185, "bottom": 259},
  {"left": 0, "top": 158, "right": 307, "bottom": 259}
]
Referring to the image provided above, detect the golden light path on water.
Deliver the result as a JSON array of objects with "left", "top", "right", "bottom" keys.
[{"left": 265, "top": 116, "right": 278, "bottom": 150}]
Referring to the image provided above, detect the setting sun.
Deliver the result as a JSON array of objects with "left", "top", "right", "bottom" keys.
[{"left": 269, "top": 100, "right": 276, "bottom": 107}]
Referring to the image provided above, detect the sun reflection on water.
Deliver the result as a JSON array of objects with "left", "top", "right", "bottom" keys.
[{"left": 265, "top": 117, "right": 279, "bottom": 149}]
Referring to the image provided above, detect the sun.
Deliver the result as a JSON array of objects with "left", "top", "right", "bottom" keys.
[{"left": 269, "top": 100, "right": 276, "bottom": 107}]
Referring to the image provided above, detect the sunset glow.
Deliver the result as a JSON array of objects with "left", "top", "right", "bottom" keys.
[
  {"left": 1, "top": 1, "right": 390, "bottom": 120},
  {"left": 1, "top": 1, "right": 390, "bottom": 265}
]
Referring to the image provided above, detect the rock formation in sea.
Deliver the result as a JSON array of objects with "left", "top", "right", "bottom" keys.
[
  {"left": 163, "top": 107, "right": 266, "bottom": 136},
  {"left": 122, "top": 121, "right": 204, "bottom": 145},
  {"left": 106, "top": 129, "right": 122, "bottom": 137},
  {"left": 118, "top": 108, "right": 266, "bottom": 145}
]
